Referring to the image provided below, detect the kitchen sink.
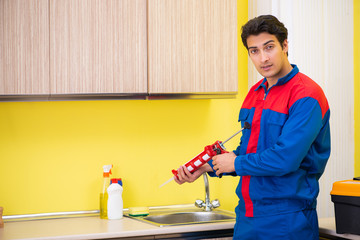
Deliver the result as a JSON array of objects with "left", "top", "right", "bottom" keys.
[
  {"left": 144, "top": 211, "right": 234, "bottom": 225},
  {"left": 125, "top": 207, "right": 236, "bottom": 227}
]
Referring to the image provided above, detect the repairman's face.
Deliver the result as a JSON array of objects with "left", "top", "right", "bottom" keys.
[{"left": 246, "top": 32, "right": 289, "bottom": 84}]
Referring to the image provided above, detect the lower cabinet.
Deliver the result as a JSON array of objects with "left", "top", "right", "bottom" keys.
[
  {"left": 154, "top": 229, "right": 233, "bottom": 239},
  {"left": 102, "top": 229, "right": 233, "bottom": 240}
]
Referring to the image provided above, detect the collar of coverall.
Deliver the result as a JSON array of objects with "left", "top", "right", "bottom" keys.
[{"left": 255, "top": 64, "right": 299, "bottom": 91}]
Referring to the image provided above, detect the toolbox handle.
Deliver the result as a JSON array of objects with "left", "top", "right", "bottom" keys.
[{"left": 353, "top": 177, "right": 360, "bottom": 181}]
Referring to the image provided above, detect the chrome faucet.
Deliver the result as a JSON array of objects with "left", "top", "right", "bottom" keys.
[{"left": 195, "top": 173, "right": 220, "bottom": 211}]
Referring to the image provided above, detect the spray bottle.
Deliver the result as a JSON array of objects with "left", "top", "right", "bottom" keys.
[{"left": 100, "top": 164, "right": 112, "bottom": 219}]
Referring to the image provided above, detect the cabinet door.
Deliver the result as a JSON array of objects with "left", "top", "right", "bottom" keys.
[
  {"left": 0, "top": 0, "right": 50, "bottom": 95},
  {"left": 148, "top": 0, "right": 238, "bottom": 94},
  {"left": 50, "top": 0, "right": 147, "bottom": 94}
]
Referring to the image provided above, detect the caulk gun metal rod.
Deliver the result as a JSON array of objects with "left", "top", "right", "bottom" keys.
[{"left": 221, "top": 127, "right": 245, "bottom": 145}]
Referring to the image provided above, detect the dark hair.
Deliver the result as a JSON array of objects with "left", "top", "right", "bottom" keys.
[{"left": 241, "top": 15, "right": 288, "bottom": 50}]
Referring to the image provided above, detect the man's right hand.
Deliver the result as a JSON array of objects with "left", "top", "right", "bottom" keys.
[{"left": 174, "top": 164, "right": 213, "bottom": 184}]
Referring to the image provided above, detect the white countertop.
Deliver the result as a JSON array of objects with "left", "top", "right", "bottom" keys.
[
  {"left": 319, "top": 217, "right": 360, "bottom": 240},
  {"left": 0, "top": 216, "right": 235, "bottom": 240},
  {"left": 1, "top": 215, "right": 360, "bottom": 240}
]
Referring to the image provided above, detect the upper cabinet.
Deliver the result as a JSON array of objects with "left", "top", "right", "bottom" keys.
[
  {"left": 0, "top": 0, "right": 50, "bottom": 95},
  {"left": 147, "top": 0, "right": 238, "bottom": 94},
  {"left": 50, "top": 0, "right": 147, "bottom": 95},
  {"left": 0, "top": 0, "right": 237, "bottom": 99}
]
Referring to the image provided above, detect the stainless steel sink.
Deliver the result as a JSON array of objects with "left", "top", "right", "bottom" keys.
[
  {"left": 126, "top": 207, "right": 236, "bottom": 227},
  {"left": 144, "top": 211, "right": 234, "bottom": 225}
]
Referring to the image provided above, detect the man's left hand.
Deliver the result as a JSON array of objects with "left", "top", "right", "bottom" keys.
[{"left": 212, "top": 152, "right": 237, "bottom": 176}]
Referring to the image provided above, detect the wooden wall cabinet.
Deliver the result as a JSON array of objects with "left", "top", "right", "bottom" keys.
[
  {"left": 0, "top": 0, "right": 237, "bottom": 98},
  {"left": 147, "top": 0, "right": 238, "bottom": 94},
  {"left": 50, "top": 0, "right": 147, "bottom": 95},
  {"left": 0, "top": 0, "right": 50, "bottom": 95}
]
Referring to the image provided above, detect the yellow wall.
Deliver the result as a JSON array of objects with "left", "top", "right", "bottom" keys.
[
  {"left": 355, "top": 0, "right": 360, "bottom": 177},
  {"left": 0, "top": 1, "right": 249, "bottom": 215}
]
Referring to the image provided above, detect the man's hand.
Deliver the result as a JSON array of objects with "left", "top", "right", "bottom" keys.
[
  {"left": 212, "top": 152, "right": 237, "bottom": 176},
  {"left": 174, "top": 164, "right": 213, "bottom": 184}
]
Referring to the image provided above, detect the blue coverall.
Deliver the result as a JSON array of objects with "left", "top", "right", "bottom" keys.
[{"left": 209, "top": 65, "right": 331, "bottom": 239}]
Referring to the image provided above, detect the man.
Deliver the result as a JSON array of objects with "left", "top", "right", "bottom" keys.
[{"left": 174, "top": 15, "right": 331, "bottom": 239}]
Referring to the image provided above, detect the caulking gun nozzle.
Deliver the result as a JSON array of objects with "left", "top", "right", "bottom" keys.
[{"left": 159, "top": 176, "right": 174, "bottom": 188}]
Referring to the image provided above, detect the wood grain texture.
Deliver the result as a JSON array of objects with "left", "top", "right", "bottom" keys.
[
  {"left": 50, "top": 0, "right": 147, "bottom": 94},
  {"left": 148, "top": 0, "right": 238, "bottom": 94},
  {"left": 0, "top": 0, "right": 50, "bottom": 95}
]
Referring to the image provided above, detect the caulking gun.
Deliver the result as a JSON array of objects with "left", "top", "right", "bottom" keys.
[{"left": 160, "top": 122, "right": 251, "bottom": 187}]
